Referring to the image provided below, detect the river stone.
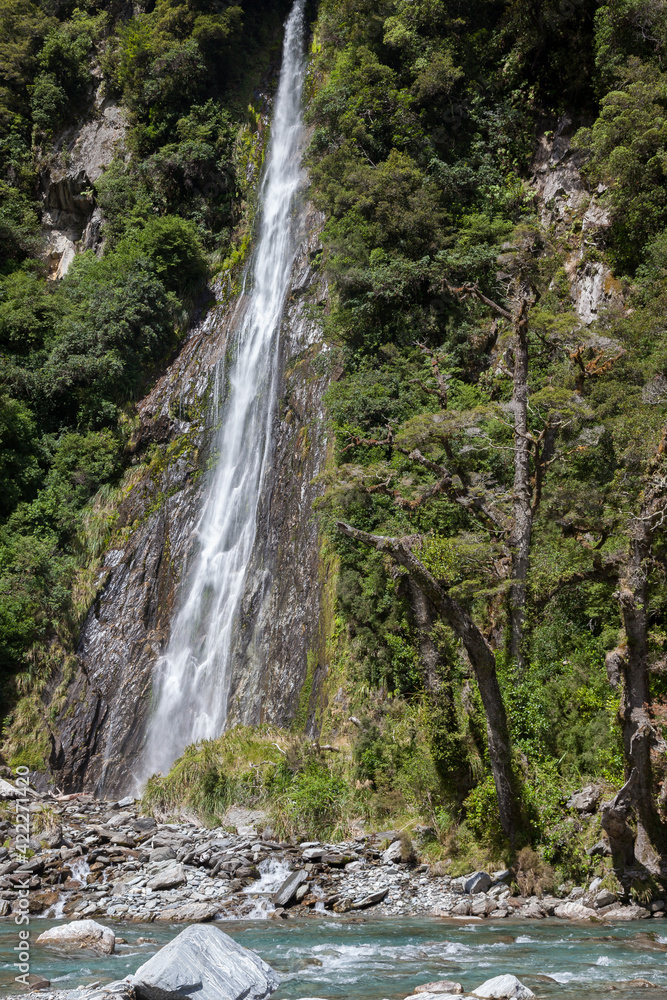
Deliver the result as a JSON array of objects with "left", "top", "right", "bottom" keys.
[
  {"left": 273, "top": 868, "right": 308, "bottom": 906},
  {"left": 415, "top": 982, "right": 463, "bottom": 994},
  {"left": 301, "top": 847, "right": 326, "bottom": 861},
  {"left": 146, "top": 864, "right": 186, "bottom": 890},
  {"left": 603, "top": 904, "right": 651, "bottom": 920},
  {"left": 553, "top": 901, "right": 595, "bottom": 920},
  {"left": 351, "top": 887, "right": 389, "bottom": 909},
  {"left": 130, "top": 923, "right": 279, "bottom": 1000},
  {"left": 405, "top": 994, "right": 464, "bottom": 1000},
  {"left": 382, "top": 840, "right": 403, "bottom": 863},
  {"left": 464, "top": 871, "right": 492, "bottom": 894},
  {"left": 472, "top": 975, "right": 535, "bottom": 999},
  {"left": 594, "top": 888, "right": 617, "bottom": 908},
  {"left": 36, "top": 918, "right": 115, "bottom": 954},
  {"left": 156, "top": 902, "right": 219, "bottom": 922},
  {"left": 150, "top": 846, "right": 176, "bottom": 863}
]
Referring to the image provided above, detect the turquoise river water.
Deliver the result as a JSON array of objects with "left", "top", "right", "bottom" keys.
[{"left": 0, "top": 917, "right": 665, "bottom": 999}]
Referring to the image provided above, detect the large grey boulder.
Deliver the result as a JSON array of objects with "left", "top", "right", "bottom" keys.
[
  {"left": 464, "top": 871, "right": 492, "bottom": 895},
  {"left": 130, "top": 924, "right": 279, "bottom": 1000},
  {"left": 146, "top": 863, "right": 186, "bottom": 890},
  {"left": 36, "top": 919, "right": 115, "bottom": 954},
  {"left": 567, "top": 784, "right": 602, "bottom": 814}
]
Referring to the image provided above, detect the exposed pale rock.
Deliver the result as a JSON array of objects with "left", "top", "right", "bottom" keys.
[
  {"left": 594, "top": 888, "right": 617, "bottom": 908},
  {"left": 146, "top": 864, "right": 186, "bottom": 890},
  {"left": 130, "top": 924, "right": 279, "bottom": 1000},
  {"left": 603, "top": 904, "right": 651, "bottom": 920},
  {"left": 472, "top": 974, "right": 535, "bottom": 999},
  {"left": 351, "top": 887, "right": 389, "bottom": 909},
  {"left": 382, "top": 840, "right": 403, "bottom": 864},
  {"left": 554, "top": 901, "right": 595, "bottom": 920},
  {"left": 567, "top": 785, "right": 602, "bottom": 814},
  {"left": 465, "top": 871, "right": 492, "bottom": 894},
  {"left": 415, "top": 982, "right": 463, "bottom": 994},
  {"left": 0, "top": 778, "right": 21, "bottom": 799},
  {"left": 156, "top": 902, "right": 219, "bottom": 922},
  {"left": 36, "top": 919, "right": 115, "bottom": 954}
]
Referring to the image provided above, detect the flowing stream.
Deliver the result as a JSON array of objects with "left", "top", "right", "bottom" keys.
[
  {"left": 141, "top": 0, "right": 307, "bottom": 780},
  {"left": 2, "top": 917, "right": 665, "bottom": 998}
]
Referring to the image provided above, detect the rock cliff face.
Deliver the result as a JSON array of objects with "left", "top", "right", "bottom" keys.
[
  {"left": 531, "top": 114, "right": 624, "bottom": 325},
  {"left": 42, "top": 98, "right": 127, "bottom": 278},
  {"left": 46, "top": 199, "right": 331, "bottom": 795}
]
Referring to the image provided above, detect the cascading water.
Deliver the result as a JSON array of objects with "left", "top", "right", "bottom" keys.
[{"left": 141, "top": 0, "right": 307, "bottom": 782}]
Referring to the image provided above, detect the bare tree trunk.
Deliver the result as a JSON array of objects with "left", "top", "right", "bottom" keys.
[
  {"left": 408, "top": 579, "right": 441, "bottom": 692},
  {"left": 615, "top": 525, "right": 665, "bottom": 869},
  {"left": 604, "top": 435, "right": 667, "bottom": 871},
  {"left": 337, "top": 520, "right": 521, "bottom": 845},
  {"left": 509, "top": 301, "right": 532, "bottom": 671}
]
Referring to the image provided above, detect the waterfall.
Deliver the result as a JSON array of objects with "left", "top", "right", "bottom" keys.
[{"left": 141, "top": 0, "right": 307, "bottom": 782}]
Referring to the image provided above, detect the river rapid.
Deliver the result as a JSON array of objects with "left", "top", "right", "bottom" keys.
[{"left": 0, "top": 917, "right": 665, "bottom": 1000}]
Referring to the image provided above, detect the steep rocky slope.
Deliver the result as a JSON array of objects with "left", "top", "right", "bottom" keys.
[{"left": 46, "top": 199, "right": 331, "bottom": 795}]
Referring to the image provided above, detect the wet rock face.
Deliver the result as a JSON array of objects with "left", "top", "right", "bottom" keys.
[
  {"left": 47, "top": 199, "right": 331, "bottom": 795},
  {"left": 226, "top": 206, "right": 333, "bottom": 731}
]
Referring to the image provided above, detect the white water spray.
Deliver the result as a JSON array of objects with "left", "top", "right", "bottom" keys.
[{"left": 141, "top": 0, "right": 307, "bottom": 781}]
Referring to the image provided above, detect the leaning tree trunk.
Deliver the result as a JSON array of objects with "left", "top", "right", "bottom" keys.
[
  {"left": 508, "top": 301, "right": 532, "bottom": 672},
  {"left": 337, "top": 521, "right": 522, "bottom": 845},
  {"left": 603, "top": 438, "right": 667, "bottom": 873}
]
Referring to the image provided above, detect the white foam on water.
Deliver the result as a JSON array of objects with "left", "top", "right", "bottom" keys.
[
  {"left": 69, "top": 857, "right": 91, "bottom": 885},
  {"left": 595, "top": 955, "right": 612, "bottom": 966},
  {"left": 241, "top": 856, "right": 294, "bottom": 918}
]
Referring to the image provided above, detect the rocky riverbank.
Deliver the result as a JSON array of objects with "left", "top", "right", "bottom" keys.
[{"left": 1, "top": 784, "right": 665, "bottom": 924}]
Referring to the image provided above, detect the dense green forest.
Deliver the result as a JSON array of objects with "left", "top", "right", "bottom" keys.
[
  {"left": 0, "top": 0, "right": 290, "bottom": 726},
  {"left": 1, "top": 0, "right": 667, "bottom": 888}
]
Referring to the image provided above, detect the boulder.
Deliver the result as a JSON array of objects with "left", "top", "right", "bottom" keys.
[
  {"left": 301, "top": 847, "right": 326, "bottom": 861},
  {"left": 472, "top": 975, "right": 535, "bottom": 999},
  {"left": 156, "top": 902, "right": 219, "bottom": 922},
  {"left": 273, "top": 868, "right": 308, "bottom": 907},
  {"left": 351, "top": 887, "right": 389, "bottom": 909},
  {"left": 567, "top": 785, "right": 602, "bottom": 814},
  {"left": 471, "top": 895, "right": 494, "bottom": 917},
  {"left": 382, "top": 840, "right": 403, "bottom": 864},
  {"left": 36, "top": 919, "right": 115, "bottom": 955},
  {"left": 554, "top": 901, "right": 595, "bottom": 920},
  {"left": 465, "top": 871, "right": 492, "bottom": 894},
  {"left": 603, "top": 904, "right": 651, "bottom": 920},
  {"left": 146, "top": 864, "right": 187, "bottom": 890},
  {"left": 130, "top": 924, "right": 279, "bottom": 1000},
  {"left": 594, "top": 888, "right": 617, "bottom": 908},
  {"left": 0, "top": 778, "right": 21, "bottom": 799},
  {"left": 150, "top": 847, "right": 177, "bottom": 863},
  {"left": 415, "top": 982, "right": 463, "bottom": 994}
]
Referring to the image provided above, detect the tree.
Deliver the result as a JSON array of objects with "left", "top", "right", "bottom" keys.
[
  {"left": 601, "top": 430, "right": 667, "bottom": 873},
  {"left": 337, "top": 518, "right": 522, "bottom": 845}
]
